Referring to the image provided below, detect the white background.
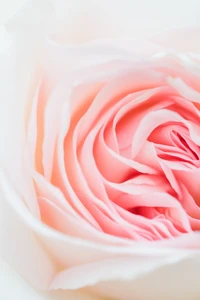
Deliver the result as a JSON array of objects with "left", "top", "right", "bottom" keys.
[
  {"left": 0, "top": 0, "right": 27, "bottom": 25},
  {"left": 1, "top": 0, "right": 200, "bottom": 299},
  {"left": 1, "top": 0, "right": 200, "bottom": 36}
]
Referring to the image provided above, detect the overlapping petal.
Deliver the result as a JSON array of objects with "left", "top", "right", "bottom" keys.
[{"left": 2, "top": 1, "right": 200, "bottom": 300}]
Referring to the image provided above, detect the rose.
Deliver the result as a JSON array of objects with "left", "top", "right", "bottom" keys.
[{"left": 1, "top": 1, "right": 200, "bottom": 300}]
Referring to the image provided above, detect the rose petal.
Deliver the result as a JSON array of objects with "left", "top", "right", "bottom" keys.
[
  {"left": 0, "top": 259, "right": 98, "bottom": 300},
  {"left": 0, "top": 172, "right": 56, "bottom": 289}
]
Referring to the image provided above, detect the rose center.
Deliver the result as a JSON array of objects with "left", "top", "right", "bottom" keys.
[{"left": 148, "top": 122, "right": 200, "bottom": 166}]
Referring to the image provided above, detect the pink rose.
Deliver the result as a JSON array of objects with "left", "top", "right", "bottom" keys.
[{"left": 1, "top": 1, "right": 200, "bottom": 300}]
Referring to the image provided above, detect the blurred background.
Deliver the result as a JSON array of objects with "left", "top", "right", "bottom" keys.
[
  {"left": 0, "top": 0, "right": 26, "bottom": 25},
  {"left": 1, "top": 0, "right": 200, "bottom": 38}
]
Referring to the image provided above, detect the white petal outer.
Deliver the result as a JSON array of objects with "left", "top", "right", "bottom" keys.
[
  {"left": 0, "top": 259, "right": 50, "bottom": 300},
  {"left": 0, "top": 1, "right": 57, "bottom": 288},
  {"left": 0, "top": 174, "right": 56, "bottom": 290},
  {"left": 0, "top": 0, "right": 54, "bottom": 218},
  {"left": 2, "top": 0, "right": 200, "bottom": 299},
  {"left": 0, "top": 260, "right": 99, "bottom": 300},
  {"left": 50, "top": 255, "right": 190, "bottom": 290},
  {"left": 91, "top": 255, "right": 200, "bottom": 300},
  {"left": 2, "top": 171, "right": 200, "bottom": 300}
]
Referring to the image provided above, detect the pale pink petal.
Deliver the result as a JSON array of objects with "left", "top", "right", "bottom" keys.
[
  {"left": 0, "top": 172, "right": 56, "bottom": 289},
  {"left": 0, "top": 260, "right": 100, "bottom": 300},
  {"left": 92, "top": 254, "right": 200, "bottom": 300},
  {"left": 50, "top": 254, "right": 194, "bottom": 296}
]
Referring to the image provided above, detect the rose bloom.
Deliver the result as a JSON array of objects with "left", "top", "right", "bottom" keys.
[{"left": 2, "top": 1, "right": 200, "bottom": 300}]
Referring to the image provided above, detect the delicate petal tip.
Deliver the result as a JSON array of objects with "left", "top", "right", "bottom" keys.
[{"left": 50, "top": 254, "right": 191, "bottom": 291}]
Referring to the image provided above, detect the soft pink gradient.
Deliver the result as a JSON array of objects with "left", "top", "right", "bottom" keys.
[
  {"left": 2, "top": 1, "right": 200, "bottom": 299},
  {"left": 24, "top": 39, "right": 200, "bottom": 243}
]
